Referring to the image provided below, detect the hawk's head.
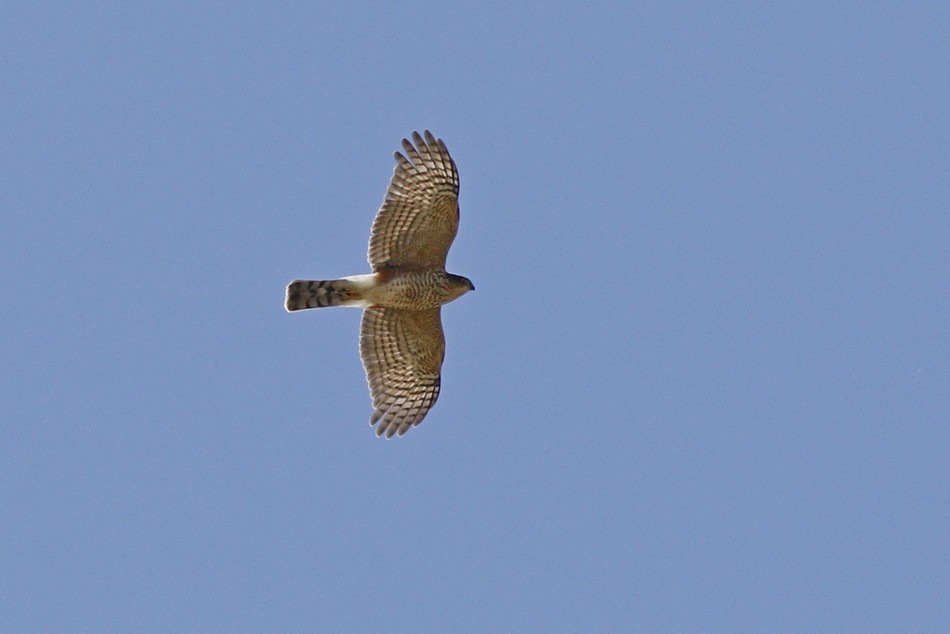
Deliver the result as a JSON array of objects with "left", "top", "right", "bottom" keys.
[{"left": 446, "top": 273, "right": 475, "bottom": 302}]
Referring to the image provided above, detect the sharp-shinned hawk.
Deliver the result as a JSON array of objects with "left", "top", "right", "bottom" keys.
[{"left": 285, "top": 131, "right": 473, "bottom": 438}]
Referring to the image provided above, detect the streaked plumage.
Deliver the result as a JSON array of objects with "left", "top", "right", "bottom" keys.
[{"left": 285, "top": 131, "right": 473, "bottom": 438}]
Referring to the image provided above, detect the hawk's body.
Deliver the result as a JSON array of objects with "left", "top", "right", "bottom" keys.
[{"left": 285, "top": 131, "right": 473, "bottom": 438}]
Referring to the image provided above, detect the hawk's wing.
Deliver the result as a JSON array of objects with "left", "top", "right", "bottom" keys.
[
  {"left": 367, "top": 131, "right": 460, "bottom": 270},
  {"left": 359, "top": 307, "right": 445, "bottom": 438}
]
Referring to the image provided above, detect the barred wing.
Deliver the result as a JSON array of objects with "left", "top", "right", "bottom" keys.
[
  {"left": 367, "top": 131, "right": 460, "bottom": 270},
  {"left": 359, "top": 307, "right": 445, "bottom": 438}
]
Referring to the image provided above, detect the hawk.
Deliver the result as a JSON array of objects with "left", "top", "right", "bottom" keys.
[{"left": 285, "top": 131, "right": 473, "bottom": 438}]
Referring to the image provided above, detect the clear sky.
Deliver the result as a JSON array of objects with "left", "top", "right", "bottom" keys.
[{"left": 2, "top": 3, "right": 947, "bottom": 632}]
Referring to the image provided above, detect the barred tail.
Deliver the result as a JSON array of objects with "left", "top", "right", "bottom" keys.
[{"left": 285, "top": 278, "right": 371, "bottom": 311}]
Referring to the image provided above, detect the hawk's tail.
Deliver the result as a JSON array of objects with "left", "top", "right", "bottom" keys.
[{"left": 285, "top": 276, "right": 374, "bottom": 311}]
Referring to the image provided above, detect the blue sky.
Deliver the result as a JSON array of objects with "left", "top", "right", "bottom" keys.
[{"left": 2, "top": 3, "right": 947, "bottom": 631}]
